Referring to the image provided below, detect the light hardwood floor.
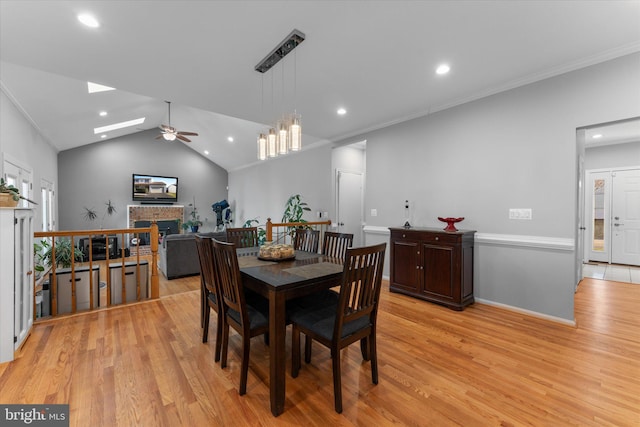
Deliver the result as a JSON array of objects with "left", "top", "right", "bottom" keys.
[{"left": 1, "top": 277, "right": 638, "bottom": 426}]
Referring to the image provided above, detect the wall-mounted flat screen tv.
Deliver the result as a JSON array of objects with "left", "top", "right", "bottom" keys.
[{"left": 132, "top": 174, "right": 178, "bottom": 202}]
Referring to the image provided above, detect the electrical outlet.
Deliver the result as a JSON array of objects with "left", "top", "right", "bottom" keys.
[
  {"left": 371, "top": 208, "right": 377, "bottom": 217},
  {"left": 509, "top": 208, "right": 532, "bottom": 220}
]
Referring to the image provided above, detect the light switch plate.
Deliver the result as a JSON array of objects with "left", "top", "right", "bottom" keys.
[
  {"left": 509, "top": 208, "right": 532, "bottom": 220},
  {"left": 371, "top": 208, "right": 378, "bottom": 217}
]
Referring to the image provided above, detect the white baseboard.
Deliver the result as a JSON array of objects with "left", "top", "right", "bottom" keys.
[{"left": 475, "top": 298, "right": 576, "bottom": 327}]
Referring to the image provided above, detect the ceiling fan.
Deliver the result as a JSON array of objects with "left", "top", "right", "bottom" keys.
[{"left": 156, "top": 101, "right": 198, "bottom": 142}]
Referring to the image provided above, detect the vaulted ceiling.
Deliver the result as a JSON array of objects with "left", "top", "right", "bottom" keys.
[{"left": 1, "top": 1, "right": 639, "bottom": 171}]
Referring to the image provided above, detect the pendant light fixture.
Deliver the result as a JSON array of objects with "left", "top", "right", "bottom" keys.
[
  {"left": 255, "top": 29, "right": 305, "bottom": 160},
  {"left": 257, "top": 133, "right": 267, "bottom": 160},
  {"left": 268, "top": 128, "right": 277, "bottom": 157}
]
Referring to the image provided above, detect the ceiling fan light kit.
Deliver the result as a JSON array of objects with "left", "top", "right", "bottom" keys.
[
  {"left": 157, "top": 101, "right": 198, "bottom": 143},
  {"left": 256, "top": 29, "right": 305, "bottom": 160}
]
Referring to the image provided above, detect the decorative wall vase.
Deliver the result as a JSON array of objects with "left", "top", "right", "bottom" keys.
[{"left": 438, "top": 217, "right": 464, "bottom": 232}]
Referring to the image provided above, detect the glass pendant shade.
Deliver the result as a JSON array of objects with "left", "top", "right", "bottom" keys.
[
  {"left": 267, "top": 128, "right": 277, "bottom": 157},
  {"left": 277, "top": 118, "right": 289, "bottom": 155},
  {"left": 289, "top": 114, "right": 302, "bottom": 151},
  {"left": 163, "top": 133, "right": 177, "bottom": 141},
  {"left": 257, "top": 133, "right": 267, "bottom": 160}
]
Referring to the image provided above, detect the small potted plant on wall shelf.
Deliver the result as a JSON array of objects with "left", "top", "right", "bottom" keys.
[
  {"left": 0, "top": 178, "right": 37, "bottom": 207},
  {"left": 182, "top": 198, "right": 203, "bottom": 233}
]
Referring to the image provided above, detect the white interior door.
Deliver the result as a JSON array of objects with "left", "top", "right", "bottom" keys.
[
  {"left": 586, "top": 171, "right": 610, "bottom": 263},
  {"left": 336, "top": 170, "right": 364, "bottom": 247},
  {"left": 14, "top": 210, "right": 33, "bottom": 351},
  {"left": 611, "top": 169, "right": 640, "bottom": 266}
]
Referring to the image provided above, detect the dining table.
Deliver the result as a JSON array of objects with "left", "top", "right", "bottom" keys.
[{"left": 236, "top": 247, "right": 344, "bottom": 416}]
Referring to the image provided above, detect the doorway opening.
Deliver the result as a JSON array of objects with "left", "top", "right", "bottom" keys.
[
  {"left": 332, "top": 140, "right": 366, "bottom": 248},
  {"left": 577, "top": 117, "right": 640, "bottom": 286}
]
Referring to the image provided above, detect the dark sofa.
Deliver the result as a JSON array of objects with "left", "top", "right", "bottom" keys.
[{"left": 158, "top": 232, "right": 226, "bottom": 279}]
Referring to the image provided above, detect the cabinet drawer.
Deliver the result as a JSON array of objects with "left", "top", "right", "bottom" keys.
[
  {"left": 390, "top": 230, "right": 422, "bottom": 241},
  {"left": 421, "top": 232, "right": 460, "bottom": 244}
]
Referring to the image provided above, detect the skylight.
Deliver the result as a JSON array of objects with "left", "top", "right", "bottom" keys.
[
  {"left": 77, "top": 14, "right": 99, "bottom": 28},
  {"left": 94, "top": 118, "right": 145, "bottom": 134},
  {"left": 87, "top": 81, "right": 115, "bottom": 93}
]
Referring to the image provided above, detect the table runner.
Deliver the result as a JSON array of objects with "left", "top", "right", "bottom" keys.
[{"left": 237, "top": 256, "right": 276, "bottom": 268}]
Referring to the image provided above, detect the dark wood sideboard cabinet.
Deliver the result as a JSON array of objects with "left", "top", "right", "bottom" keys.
[{"left": 389, "top": 227, "right": 475, "bottom": 311}]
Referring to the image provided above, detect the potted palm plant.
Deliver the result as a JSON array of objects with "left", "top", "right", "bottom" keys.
[{"left": 39, "top": 238, "right": 84, "bottom": 269}]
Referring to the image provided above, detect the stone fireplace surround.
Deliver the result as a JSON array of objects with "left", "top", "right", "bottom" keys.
[
  {"left": 127, "top": 205, "right": 184, "bottom": 254},
  {"left": 127, "top": 205, "right": 185, "bottom": 229}
]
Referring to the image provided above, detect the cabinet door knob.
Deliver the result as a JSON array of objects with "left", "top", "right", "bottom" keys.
[
  {"left": 435, "top": 236, "right": 439, "bottom": 241},
  {"left": 402, "top": 234, "right": 406, "bottom": 238}
]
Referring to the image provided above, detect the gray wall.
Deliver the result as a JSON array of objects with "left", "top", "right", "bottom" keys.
[
  {"left": 230, "top": 52, "right": 640, "bottom": 322},
  {"left": 585, "top": 141, "right": 640, "bottom": 170},
  {"left": 229, "top": 143, "right": 333, "bottom": 227},
  {"left": 0, "top": 89, "right": 58, "bottom": 231},
  {"left": 58, "top": 129, "right": 228, "bottom": 232}
]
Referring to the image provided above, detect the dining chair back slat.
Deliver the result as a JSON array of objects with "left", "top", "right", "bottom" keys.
[
  {"left": 321, "top": 231, "right": 354, "bottom": 260},
  {"left": 293, "top": 228, "right": 320, "bottom": 253},
  {"left": 226, "top": 227, "right": 259, "bottom": 248}
]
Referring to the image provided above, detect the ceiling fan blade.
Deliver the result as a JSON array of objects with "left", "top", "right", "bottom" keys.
[
  {"left": 155, "top": 135, "right": 163, "bottom": 140},
  {"left": 177, "top": 131, "right": 198, "bottom": 136},
  {"left": 177, "top": 135, "right": 192, "bottom": 143}
]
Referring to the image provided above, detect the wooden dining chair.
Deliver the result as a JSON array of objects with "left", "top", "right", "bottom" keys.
[
  {"left": 194, "top": 235, "right": 223, "bottom": 362},
  {"left": 321, "top": 231, "right": 354, "bottom": 260},
  {"left": 211, "top": 239, "right": 269, "bottom": 395},
  {"left": 290, "top": 242, "right": 387, "bottom": 413},
  {"left": 293, "top": 228, "right": 320, "bottom": 253},
  {"left": 226, "top": 227, "right": 259, "bottom": 248}
]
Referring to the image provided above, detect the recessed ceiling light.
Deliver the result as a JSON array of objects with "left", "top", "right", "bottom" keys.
[
  {"left": 77, "top": 14, "right": 99, "bottom": 28},
  {"left": 99, "top": 111, "right": 107, "bottom": 117},
  {"left": 337, "top": 108, "right": 347, "bottom": 115},
  {"left": 592, "top": 134, "right": 603, "bottom": 139},
  {"left": 101, "top": 134, "right": 107, "bottom": 139},
  {"left": 87, "top": 81, "right": 115, "bottom": 93},
  {"left": 94, "top": 117, "right": 145, "bottom": 134},
  {"left": 204, "top": 150, "right": 210, "bottom": 155},
  {"left": 227, "top": 136, "right": 234, "bottom": 143},
  {"left": 436, "top": 64, "right": 450, "bottom": 75}
]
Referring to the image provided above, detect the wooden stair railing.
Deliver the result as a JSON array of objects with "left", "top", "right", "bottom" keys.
[{"left": 33, "top": 223, "right": 159, "bottom": 318}]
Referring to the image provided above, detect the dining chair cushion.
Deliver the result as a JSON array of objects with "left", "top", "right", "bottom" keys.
[
  {"left": 206, "top": 292, "right": 217, "bottom": 305},
  {"left": 227, "top": 304, "right": 269, "bottom": 330},
  {"left": 290, "top": 304, "right": 371, "bottom": 342}
]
